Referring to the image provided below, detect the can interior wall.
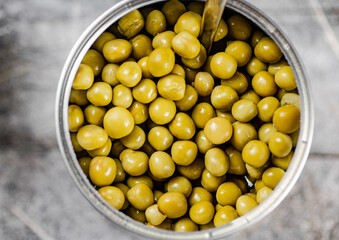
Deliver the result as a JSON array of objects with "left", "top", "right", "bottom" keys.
[{"left": 55, "top": 0, "right": 314, "bottom": 239}]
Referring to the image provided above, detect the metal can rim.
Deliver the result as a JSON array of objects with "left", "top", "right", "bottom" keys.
[{"left": 55, "top": 0, "right": 314, "bottom": 239}]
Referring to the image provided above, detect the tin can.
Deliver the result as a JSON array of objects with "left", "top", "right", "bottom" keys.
[{"left": 55, "top": 0, "right": 314, "bottom": 239}]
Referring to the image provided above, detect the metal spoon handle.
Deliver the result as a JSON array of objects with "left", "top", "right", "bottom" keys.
[{"left": 200, "top": 0, "right": 228, "bottom": 53}]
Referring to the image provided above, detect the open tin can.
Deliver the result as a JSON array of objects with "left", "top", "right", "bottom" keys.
[{"left": 55, "top": 0, "right": 314, "bottom": 239}]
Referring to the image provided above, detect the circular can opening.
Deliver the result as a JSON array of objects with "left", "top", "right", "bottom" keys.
[{"left": 56, "top": 0, "right": 314, "bottom": 239}]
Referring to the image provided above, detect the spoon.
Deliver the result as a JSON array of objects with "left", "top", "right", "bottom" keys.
[{"left": 200, "top": 0, "right": 228, "bottom": 53}]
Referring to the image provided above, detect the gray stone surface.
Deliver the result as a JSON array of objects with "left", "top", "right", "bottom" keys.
[{"left": 0, "top": 0, "right": 339, "bottom": 239}]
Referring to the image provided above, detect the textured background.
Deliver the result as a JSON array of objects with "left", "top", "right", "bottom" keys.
[{"left": 0, "top": 0, "right": 339, "bottom": 239}]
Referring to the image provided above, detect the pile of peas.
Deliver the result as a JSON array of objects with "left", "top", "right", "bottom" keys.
[{"left": 68, "top": 0, "right": 301, "bottom": 232}]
